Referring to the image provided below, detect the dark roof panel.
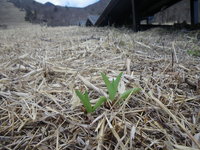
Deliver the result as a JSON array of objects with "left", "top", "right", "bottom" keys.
[{"left": 95, "top": 0, "right": 181, "bottom": 26}]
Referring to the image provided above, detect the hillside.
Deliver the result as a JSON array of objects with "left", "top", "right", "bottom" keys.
[
  {"left": 0, "top": 0, "right": 31, "bottom": 28},
  {"left": 7, "top": 0, "right": 109, "bottom": 26}
]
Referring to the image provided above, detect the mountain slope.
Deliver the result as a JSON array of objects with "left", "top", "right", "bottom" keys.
[
  {"left": 7, "top": 0, "right": 108, "bottom": 26},
  {"left": 0, "top": 0, "right": 30, "bottom": 28}
]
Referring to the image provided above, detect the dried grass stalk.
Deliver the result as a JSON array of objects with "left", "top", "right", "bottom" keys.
[{"left": 0, "top": 25, "right": 200, "bottom": 149}]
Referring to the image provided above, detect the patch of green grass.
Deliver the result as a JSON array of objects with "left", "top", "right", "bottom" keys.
[{"left": 187, "top": 49, "right": 200, "bottom": 57}]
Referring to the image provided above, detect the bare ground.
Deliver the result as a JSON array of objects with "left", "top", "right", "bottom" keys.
[{"left": 0, "top": 25, "right": 200, "bottom": 149}]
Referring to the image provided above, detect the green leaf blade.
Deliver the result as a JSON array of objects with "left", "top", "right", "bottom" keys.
[
  {"left": 92, "top": 97, "right": 107, "bottom": 112},
  {"left": 101, "top": 73, "right": 116, "bottom": 100},
  {"left": 101, "top": 73, "right": 111, "bottom": 88},
  {"left": 113, "top": 72, "right": 123, "bottom": 90},
  {"left": 120, "top": 88, "right": 141, "bottom": 100},
  {"left": 109, "top": 72, "right": 123, "bottom": 100},
  {"left": 75, "top": 90, "right": 93, "bottom": 113}
]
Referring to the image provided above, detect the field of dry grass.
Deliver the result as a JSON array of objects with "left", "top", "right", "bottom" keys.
[{"left": 0, "top": 25, "right": 200, "bottom": 150}]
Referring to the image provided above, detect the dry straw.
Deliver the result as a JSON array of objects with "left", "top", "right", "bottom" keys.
[{"left": 0, "top": 25, "right": 200, "bottom": 149}]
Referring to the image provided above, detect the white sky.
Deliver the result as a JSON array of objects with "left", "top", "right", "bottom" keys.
[{"left": 34, "top": 0, "right": 99, "bottom": 7}]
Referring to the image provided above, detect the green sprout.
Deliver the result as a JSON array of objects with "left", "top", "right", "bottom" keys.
[
  {"left": 75, "top": 90, "right": 106, "bottom": 113},
  {"left": 101, "top": 72, "right": 141, "bottom": 101},
  {"left": 76, "top": 72, "right": 141, "bottom": 113},
  {"left": 101, "top": 72, "right": 122, "bottom": 101}
]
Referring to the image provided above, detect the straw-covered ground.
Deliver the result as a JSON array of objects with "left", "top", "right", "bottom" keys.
[{"left": 0, "top": 25, "right": 200, "bottom": 150}]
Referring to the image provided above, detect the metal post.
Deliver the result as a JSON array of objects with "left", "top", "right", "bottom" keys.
[
  {"left": 146, "top": 17, "right": 150, "bottom": 25},
  {"left": 131, "top": 0, "right": 140, "bottom": 31},
  {"left": 199, "top": 0, "right": 200, "bottom": 22},
  {"left": 190, "top": 0, "right": 199, "bottom": 25}
]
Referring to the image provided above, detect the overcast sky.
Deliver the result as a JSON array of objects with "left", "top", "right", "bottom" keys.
[{"left": 34, "top": 0, "right": 99, "bottom": 7}]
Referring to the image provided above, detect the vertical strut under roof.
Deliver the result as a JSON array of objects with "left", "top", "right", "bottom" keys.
[{"left": 190, "top": 0, "right": 199, "bottom": 25}]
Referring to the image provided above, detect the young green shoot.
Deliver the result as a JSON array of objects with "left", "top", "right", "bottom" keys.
[
  {"left": 75, "top": 90, "right": 107, "bottom": 113},
  {"left": 75, "top": 90, "right": 92, "bottom": 113},
  {"left": 76, "top": 72, "right": 141, "bottom": 113},
  {"left": 101, "top": 72, "right": 123, "bottom": 101}
]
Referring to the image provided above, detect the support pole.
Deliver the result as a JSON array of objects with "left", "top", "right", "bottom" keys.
[
  {"left": 199, "top": 0, "right": 200, "bottom": 22},
  {"left": 131, "top": 0, "right": 140, "bottom": 31},
  {"left": 190, "top": 0, "right": 199, "bottom": 25}
]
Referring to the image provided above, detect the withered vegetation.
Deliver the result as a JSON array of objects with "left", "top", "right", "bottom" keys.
[{"left": 0, "top": 25, "right": 200, "bottom": 150}]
